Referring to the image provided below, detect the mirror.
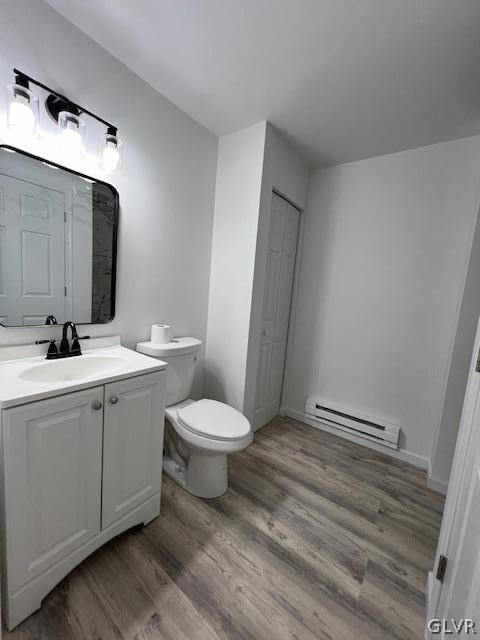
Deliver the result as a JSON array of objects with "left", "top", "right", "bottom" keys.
[{"left": 0, "top": 146, "right": 118, "bottom": 326}]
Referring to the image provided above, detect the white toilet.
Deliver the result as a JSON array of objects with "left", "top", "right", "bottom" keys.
[{"left": 136, "top": 337, "right": 253, "bottom": 498}]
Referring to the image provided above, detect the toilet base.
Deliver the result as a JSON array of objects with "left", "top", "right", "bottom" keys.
[{"left": 163, "top": 452, "right": 228, "bottom": 499}]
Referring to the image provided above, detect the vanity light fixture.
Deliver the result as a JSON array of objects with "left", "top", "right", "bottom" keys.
[
  {"left": 6, "top": 73, "right": 39, "bottom": 139},
  {"left": 7, "top": 68, "right": 122, "bottom": 173}
]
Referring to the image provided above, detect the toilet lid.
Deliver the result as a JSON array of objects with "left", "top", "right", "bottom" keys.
[{"left": 177, "top": 399, "right": 251, "bottom": 441}]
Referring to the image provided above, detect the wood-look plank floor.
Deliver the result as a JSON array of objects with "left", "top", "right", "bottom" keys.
[{"left": 5, "top": 416, "right": 444, "bottom": 640}]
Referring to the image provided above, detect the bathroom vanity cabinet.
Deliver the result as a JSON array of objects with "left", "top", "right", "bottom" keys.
[{"left": 0, "top": 342, "right": 166, "bottom": 630}]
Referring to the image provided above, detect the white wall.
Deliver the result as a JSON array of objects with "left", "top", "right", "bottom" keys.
[
  {"left": 0, "top": 0, "right": 218, "bottom": 398},
  {"left": 205, "top": 122, "right": 309, "bottom": 417},
  {"left": 286, "top": 136, "right": 480, "bottom": 466},
  {"left": 205, "top": 122, "right": 267, "bottom": 410},
  {"left": 263, "top": 125, "right": 310, "bottom": 210},
  {"left": 244, "top": 124, "right": 309, "bottom": 421},
  {"left": 429, "top": 205, "right": 480, "bottom": 489}
]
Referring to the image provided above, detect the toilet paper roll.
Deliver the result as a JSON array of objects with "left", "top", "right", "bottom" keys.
[{"left": 150, "top": 324, "right": 171, "bottom": 344}]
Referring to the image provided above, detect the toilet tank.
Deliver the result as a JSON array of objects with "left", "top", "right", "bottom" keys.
[{"left": 136, "top": 337, "right": 202, "bottom": 406}]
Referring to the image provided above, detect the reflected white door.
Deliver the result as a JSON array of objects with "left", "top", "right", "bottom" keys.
[
  {"left": 0, "top": 174, "right": 66, "bottom": 325},
  {"left": 430, "top": 319, "right": 480, "bottom": 636},
  {"left": 254, "top": 193, "right": 300, "bottom": 430}
]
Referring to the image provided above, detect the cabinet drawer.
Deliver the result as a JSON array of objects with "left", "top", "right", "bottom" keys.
[
  {"left": 3, "top": 387, "right": 104, "bottom": 593},
  {"left": 102, "top": 371, "right": 166, "bottom": 528}
]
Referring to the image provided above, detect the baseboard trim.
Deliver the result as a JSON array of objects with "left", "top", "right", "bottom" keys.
[
  {"left": 426, "top": 461, "right": 449, "bottom": 495},
  {"left": 284, "top": 407, "right": 429, "bottom": 470},
  {"left": 426, "top": 476, "right": 448, "bottom": 495}
]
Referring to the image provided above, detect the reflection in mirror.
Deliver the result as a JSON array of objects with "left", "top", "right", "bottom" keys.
[{"left": 0, "top": 146, "right": 118, "bottom": 326}]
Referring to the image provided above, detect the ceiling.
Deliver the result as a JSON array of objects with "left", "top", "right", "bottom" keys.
[{"left": 45, "top": 0, "right": 480, "bottom": 167}]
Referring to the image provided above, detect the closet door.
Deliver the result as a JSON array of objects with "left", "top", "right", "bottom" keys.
[{"left": 254, "top": 193, "right": 300, "bottom": 430}]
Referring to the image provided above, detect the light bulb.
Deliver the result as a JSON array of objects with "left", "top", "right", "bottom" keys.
[
  {"left": 101, "top": 141, "right": 120, "bottom": 173},
  {"left": 6, "top": 83, "right": 39, "bottom": 140},
  {"left": 8, "top": 99, "right": 35, "bottom": 133},
  {"left": 61, "top": 126, "right": 82, "bottom": 155},
  {"left": 58, "top": 111, "right": 85, "bottom": 162},
  {"left": 100, "top": 130, "right": 123, "bottom": 174}
]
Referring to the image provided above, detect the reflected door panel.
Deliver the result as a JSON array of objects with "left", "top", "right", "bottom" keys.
[{"left": 0, "top": 175, "right": 66, "bottom": 326}]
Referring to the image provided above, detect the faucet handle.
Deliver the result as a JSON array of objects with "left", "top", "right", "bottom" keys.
[
  {"left": 36, "top": 339, "right": 59, "bottom": 359},
  {"left": 46, "top": 339, "right": 59, "bottom": 359}
]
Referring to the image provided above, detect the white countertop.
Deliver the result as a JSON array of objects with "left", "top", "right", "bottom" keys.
[{"left": 0, "top": 336, "right": 166, "bottom": 409}]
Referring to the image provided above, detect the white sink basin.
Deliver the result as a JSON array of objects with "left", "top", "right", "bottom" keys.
[{"left": 20, "top": 354, "right": 128, "bottom": 383}]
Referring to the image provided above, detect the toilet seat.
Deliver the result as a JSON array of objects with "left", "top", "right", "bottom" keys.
[{"left": 177, "top": 399, "right": 250, "bottom": 441}]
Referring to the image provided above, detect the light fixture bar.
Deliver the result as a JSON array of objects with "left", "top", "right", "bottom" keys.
[{"left": 13, "top": 68, "right": 117, "bottom": 134}]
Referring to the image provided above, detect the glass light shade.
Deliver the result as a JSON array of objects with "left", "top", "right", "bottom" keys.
[
  {"left": 6, "top": 84, "right": 39, "bottom": 138},
  {"left": 100, "top": 133, "right": 123, "bottom": 173},
  {"left": 58, "top": 111, "right": 85, "bottom": 162}
]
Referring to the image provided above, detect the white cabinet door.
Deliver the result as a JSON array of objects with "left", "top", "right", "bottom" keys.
[
  {"left": 102, "top": 371, "right": 165, "bottom": 528},
  {"left": 3, "top": 387, "right": 103, "bottom": 592}
]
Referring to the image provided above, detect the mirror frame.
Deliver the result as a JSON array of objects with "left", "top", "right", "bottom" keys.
[{"left": 0, "top": 144, "right": 119, "bottom": 327}]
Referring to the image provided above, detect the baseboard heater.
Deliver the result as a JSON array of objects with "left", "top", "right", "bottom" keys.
[{"left": 304, "top": 397, "right": 400, "bottom": 449}]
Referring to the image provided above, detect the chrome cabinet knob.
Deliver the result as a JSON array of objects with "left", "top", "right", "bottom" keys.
[
  {"left": 93, "top": 401, "right": 102, "bottom": 411},
  {"left": 110, "top": 396, "right": 119, "bottom": 405}
]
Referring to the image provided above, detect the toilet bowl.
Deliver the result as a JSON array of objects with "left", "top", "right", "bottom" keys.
[{"left": 136, "top": 337, "right": 253, "bottom": 498}]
